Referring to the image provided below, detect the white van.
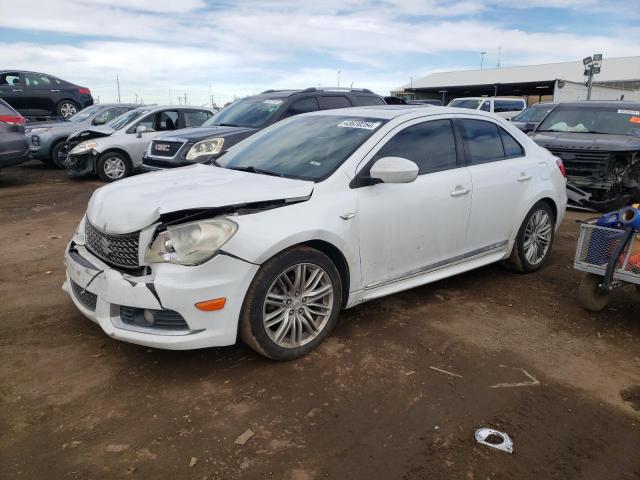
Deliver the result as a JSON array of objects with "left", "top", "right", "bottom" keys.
[{"left": 448, "top": 97, "right": 526, "bottom": 120}]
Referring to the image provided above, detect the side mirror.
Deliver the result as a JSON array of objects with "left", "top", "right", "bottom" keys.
[
  {"left": 369, "top": 157, "right": 419, "bottom": 184},
  {"left": 93, "top": 117, "right": 105, "bottom": 126},
  {"left": 135, "top": 125, "right": 147, "bottom": 138},
  {"left": 522, "top": 122, "right": 536, "bottom": 133}
]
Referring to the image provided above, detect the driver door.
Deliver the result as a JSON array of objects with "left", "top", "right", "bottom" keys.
[{"left": 356, "top": 118, "right": 472, "bottom": 289}]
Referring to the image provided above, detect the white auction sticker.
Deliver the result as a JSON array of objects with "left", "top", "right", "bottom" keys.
[
  {"left": 618, "top": 109, "right": 640, "bottom": 115},
  {"left": 263, "top": 99, "right": 283, "bottom": 105},
  {"left": 337, "top": 120, "right": 381, "bottom": 130}
]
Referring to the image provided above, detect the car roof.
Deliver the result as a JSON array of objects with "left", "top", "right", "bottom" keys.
[
  {"left": 97, "top": 103, "right": 139, "bottom": 108},
  {"left": 308, "top": 105, "right": 503, "bottom": 120},
  {"left": 249, "top": 88, "right": 381, "bottom": 100},
  {"left": 451, "top": 97, "right": 525, "bottom": 101},
  {"left": 553, "top": 101, "right": 640, "bottom": 109},
  {"left": 130, "top": 105, "right": 213, "bottom": 112}
]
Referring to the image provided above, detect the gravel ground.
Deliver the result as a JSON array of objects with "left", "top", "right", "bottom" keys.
[{"left": 1, "top": 161, "right": 639, "bottom": 479}]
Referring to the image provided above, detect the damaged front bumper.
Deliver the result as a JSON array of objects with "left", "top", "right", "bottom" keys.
[
  {"left": 65, "top": 151, "right": 98, "bottom": 177},
  {"left": 63, "top": 242, "right": 259, "bottom": 350}
]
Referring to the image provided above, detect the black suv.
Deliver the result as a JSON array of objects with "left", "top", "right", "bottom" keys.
[
  {"left": 142, "top": 87, "right": 385, "bottom": 170},
  {"left": 530, "top": 101, "right": 640, "bottom": 210},
  {"left": 0, "top": 70, "right": 94, "bottom": 120}
]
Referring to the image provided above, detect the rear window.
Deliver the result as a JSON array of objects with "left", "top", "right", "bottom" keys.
[
  {"left": 356, "top": 95, "right": 385, "bottom": 106},
  {"left": 494, "top": 100, "right": 525, "bottom": 113},
  {"left": 318, "top": 96, "right": 352, "bottom": 110},
  {"left": 449, "top": 99, "right": 482, "bottom": 110},
  {"left": 0, "top": 97, "right": 18, "bottom": 115}
]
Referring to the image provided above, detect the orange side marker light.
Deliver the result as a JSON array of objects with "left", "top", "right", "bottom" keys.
[{"left": 195, "top": 297, "right": 226, "bottom": 311}]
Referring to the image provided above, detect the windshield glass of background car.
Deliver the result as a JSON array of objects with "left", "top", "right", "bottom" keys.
[
  {"left": 107, "top": 109, "right": 148, "bottom": 130},
  {"left": 513, "top": 106, "right": 553, "bottom": 122},
  {"left": 69, "top": 105, "right": 102, "bottom": 122},
  {"left": 203, "top": 97, "right": 283, "bottom": 128},
  {"left": 537, "top": 107, "right": 640, "bottom": 135},
  {"left": 449, "top": 99, "right": 482, "bottom": 109},
  {"left": 217, "top": 115, "right": 386, "bottom": 181}
]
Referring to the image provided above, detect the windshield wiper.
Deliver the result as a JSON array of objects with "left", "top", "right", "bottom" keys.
[
  {"left": 216, "top": 123, "right": 242, "bottom": 127},
  {"left": 226, "top": 165, "right": 283, "bottom": 177}
]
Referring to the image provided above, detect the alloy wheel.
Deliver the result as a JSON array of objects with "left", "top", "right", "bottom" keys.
[
  {"left": 60, "top": 102, "right": 77, "bottom": 118},
  {"left": 262, "top": 263, "right": 334, "bottom": 348},
  {"left": 103, "top": 156, "right": 126, "bottom": 180},
  {"left": 523, "top": 209, "right": 553, "bottom": 265}
]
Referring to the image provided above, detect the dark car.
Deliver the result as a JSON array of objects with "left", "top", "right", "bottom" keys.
[
  {"left": 511, "top": 102, "right": 558, "bottom": 133},
  {"left": 530, "top": 101, "right": 640, "bottom": 210},
  {"left": 406, "top": 99, "right": 442, "bottom": 106},
  {"left": 0, "top": 70, "right": 94, "bottom": 120},
  {"left": 0, "top": 98, "right": 30, "bottom": 169},
  {"left": 142, "top": 87, "right": 386, "bottom": 170},
  {"left": 25, "top": 103, "right": 138, "bottom": 168}
]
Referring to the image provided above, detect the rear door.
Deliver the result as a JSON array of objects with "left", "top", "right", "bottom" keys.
[
  {"left": 123, "top": 109, "right": 179, "bottom": 166},
  {"left": 357, "top": 117, "right": 472, "bottom": 288},
  {"left": 317, "top": 95, "right": 352, "bottom": 111},
  {"left": 23, "top": 72, "right": 57, "bottom": 115},
  {"left": 279, "top": 97, "right": 319, "bottom": 119},
  {"left": 458, "top": 117, "right": 536, "bottom": 255}
]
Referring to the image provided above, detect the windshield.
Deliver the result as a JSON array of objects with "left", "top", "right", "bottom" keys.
[
  {"left": 203, "top": 97, "right": 284, "bottom": 128},
  {"left": 537, "top": 106, "right": 640, "bottom": 135},
  {"left": 217, "top": 115, "right": 386, "bottom": 181},
  {"left": 106, "top": 109, "right": 148, "bottom": 130},
  {"left": 448, "top": 99, "right": 482, "bottom": 110},
  {"left": 512, "top": 105, "right": 555, "bottom": 122},
  {"left": 69, "top": 105, "right": 102, "bottom": 122}
]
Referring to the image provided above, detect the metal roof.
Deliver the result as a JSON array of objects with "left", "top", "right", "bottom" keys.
[{"left": 397, "top": 56, "right": 640, "bottom": 90}]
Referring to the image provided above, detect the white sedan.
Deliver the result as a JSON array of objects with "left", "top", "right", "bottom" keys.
[{"left": 63, "top": 105, "right": 567, "bottom": 360}]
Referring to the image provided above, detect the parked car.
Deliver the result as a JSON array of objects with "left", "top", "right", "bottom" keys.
[
  {"left": 64, "top": 105, "right": 567, "bottom": 360},
  {"left": 530, "top": 101, "right": 640, "bottom": 210},
  {"left": 448, "top": 97, "right": 526, "bottom": 120},
  {"left": 0, "top": 70, "right": 93, "bottom": 120},
  {"left": 407, "top": 99, "right": 442, "bottom": 106},
  {"left": 25, "top": 104, "right": 139, "bottom": 168},
  {"left": 0, "top": 98, "right": 30, "bottom": 169},
  {"left": 64, "top": 105, "right": 214, "bottom": 181},
  {"left": 142, "top": 88, "right": 386, "bottom": 170},
  {"left": 511, "top": 102, "right": 558, "bottom": 132}
]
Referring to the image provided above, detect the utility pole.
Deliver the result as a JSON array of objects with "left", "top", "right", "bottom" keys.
[
  {"left": 134, "top": 93, "right": 138, "bottom": 104},
  {"left": 184, "top": 92, "right": 188, "bottom": 105},
  {"left": 497, "top": 46, "right": 501, "bottom": 68},
  {"left": 169, "top": 87, "right": 172, "bottom": 105},
  {"left": 116, "top": 75, "right": 121, "bottom": 103},
  {"left": 337, "top": 70, "right": 341, "bottom": 88},
  {"left": 410, "top": 76, "right": 413, "bottom": 88},
  {"left": 480, "top": 51, "right": 486, "bottom": 69},
  {"left": 583, "top": 54, "right": 602, "bottom": 101}
]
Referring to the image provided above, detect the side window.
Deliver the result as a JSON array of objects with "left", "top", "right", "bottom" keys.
[
  {"left": 499, "top": 127, "right": 525, "bottom": 157},
  {"left": 184, "top": 110, "right": 212, "bottom": 127},
  {"left": 459, "top": 119, "right": 505, "bottom": 164},
  {"left": 318, "top": 96, "right": 352, "bottom": 110},
  {"left": 24, "top": 73, "right": 52, "bottom": 87},
  {"left": 157, "top": 110, "right": 179, "bottom": 130},
  {"left": 494, "top": 100, "right": 525, "bottom": 112},
  {"left": 132, "top": 113, "right": 156, "bottom": 132},
  {"left": 283, "top": 97, "right": 319, "bottom": 118},
  {"left": 0, "top": 72, "right": 22, "bottom": 86},
  {"left": 373, "top": 120, "right": 458, "bottom": 175},
  {"left": 97, "top": 107, "right": 128, "bottom": 124},
  {"left": 356, "top": 95, "right": 385, "bottom": 106},
  {"left": 480, "top": 101, "right": 491, "bottom": 112}
]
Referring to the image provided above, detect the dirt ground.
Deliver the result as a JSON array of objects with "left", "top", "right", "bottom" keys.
[{"left": 1, "top": 160, "right": 639, "bottom": 480}]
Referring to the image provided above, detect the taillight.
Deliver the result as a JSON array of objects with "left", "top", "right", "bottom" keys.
[
  {"left": 78, "top": 87, "right": 91, "bottom": 95},
  {"left": 0, "top": 114, "right": 25, "bottom": 125},
  {"left": 555, "top": 157, "right": 567, "bottom": 178}
]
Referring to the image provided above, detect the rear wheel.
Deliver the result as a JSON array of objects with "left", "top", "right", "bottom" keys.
[
  {"left": 504, "top": 201, "right": 555, "bottom": 273},
  {"left": 578, "top": 273, "right": 610, "bottom": 312},
  {"left": 96, "top": 152, "right": 130, "bottom": 182},
  {"left": 240, "top": 246, "right": 342, "bottom": 361},
  {"left": 56, "top": 100, "right": 79, "bottom": 119}
]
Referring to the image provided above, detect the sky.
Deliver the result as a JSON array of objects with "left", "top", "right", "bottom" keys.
[{"left": 1, "top": 0, "right": 639, "bottom": 106}]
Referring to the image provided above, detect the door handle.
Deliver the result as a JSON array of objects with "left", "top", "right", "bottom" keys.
[
  {"left": 450, "top": 186, "right": 471, "bottom": 197},
  {"left": 517, "top": 174, "right": 532, "bottom": 182},
  {"left": 12, "top": 89, "right": 22, "bottom": 92},
  {"left": 50, "top": 89, "right": 60, "bottom": 92}
]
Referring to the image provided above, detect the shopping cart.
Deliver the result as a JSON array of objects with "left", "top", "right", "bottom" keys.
[{"left": 574, "top": 221, "right": 640, "bottom": 311}]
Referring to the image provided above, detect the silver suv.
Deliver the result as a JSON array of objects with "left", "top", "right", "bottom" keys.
[{"left": 64, "top": 105, "right": 214, "bottom": 181}]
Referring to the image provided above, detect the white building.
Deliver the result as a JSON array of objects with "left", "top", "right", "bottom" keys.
[{"left": 393, "top": 56, "right": 640, "bottom": 104}]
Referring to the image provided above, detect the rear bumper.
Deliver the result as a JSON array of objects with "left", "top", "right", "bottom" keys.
[{"left": 0, "top": 135, "right": 31, "bottom": 168}]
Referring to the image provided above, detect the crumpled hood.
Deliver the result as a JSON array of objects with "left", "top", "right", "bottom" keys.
[
  {"left": 69, "top": 125, "right": 115, "bottom": 141},
  {"left": 531, "top": 132, "right": 640, "bottom": 151},
  {"left": 86, "top": 164, "right": 314, "bottom": 234},
  {"left": 154, "top": 125, "right": 257, "bottom": 142}
]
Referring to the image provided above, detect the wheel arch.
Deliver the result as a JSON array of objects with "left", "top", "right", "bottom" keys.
[
  {"left": 538, "top": 196, "right": 558, "bottom": 222},
  {"left": 299, "top": 239, "right": 350, "bottom": 308},
  {"left": 99, "top": 148, "right": 133, "bottom": 167}
]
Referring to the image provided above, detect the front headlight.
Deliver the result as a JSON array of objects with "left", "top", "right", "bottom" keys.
[
  {"left": 185, "top": 138, "right": 224, "bottom": 161},
  {"left": 70, "top": 140, "right": 98, "bottom": 155},
  {"left": 27, "top": 127, "right": 52, "bottom": 134},
  {"left": 144, "top": 218, "right": 237, "bottom": 266}
]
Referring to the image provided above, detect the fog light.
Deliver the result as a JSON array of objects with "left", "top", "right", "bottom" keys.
[{"left": 142, "top": 309, "right": 155, "bottom": 326}]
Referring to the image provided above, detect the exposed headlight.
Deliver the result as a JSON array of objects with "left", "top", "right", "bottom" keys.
[
  {"left": 185, "top": 138, "right": 224, "bottom": 161},
  {"left": 144, "top": 218, "right": 237, "bottom": 266},
  {"left": 27, "top": 127, "right": 52, "bottom": 134},
  {"left": 70, "top": 140, "right": 98, "bottom": 155}
]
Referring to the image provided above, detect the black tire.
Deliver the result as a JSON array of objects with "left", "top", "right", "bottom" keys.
[
  {"left": 578, "top": 273, "right": 610, "bottom": 312},
  {"left": 51, "top": 139, "right": 68, "bottom": 169},
  {"left": 56, "top": 100, "right": 79, "bottom": 119},
  {"left": 504, "top": 201, "right": 555, "bottom": 273},
  {"left": 96, "top": 152, "right": 130, "bottom": 182},
  {"left": 239, "top": 246, "right": 343, "bottom": 361}
]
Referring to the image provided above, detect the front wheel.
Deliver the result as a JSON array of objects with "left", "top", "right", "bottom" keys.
[
  {"left": 239, "top": 246, "right": 342, "bottom": 361},
  {"left": 504, "top": 201, "right": 555, "bottom": 273},
  {"left": 578, "top": 273, "right": 610, "bottom": 312},
  {"left": 96, "top": 152, "right": 130, "bottom": 182}
]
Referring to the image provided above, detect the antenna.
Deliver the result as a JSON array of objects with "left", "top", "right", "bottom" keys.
[{"left": 116, "top": 75, "right": 121, "bottom": 103}]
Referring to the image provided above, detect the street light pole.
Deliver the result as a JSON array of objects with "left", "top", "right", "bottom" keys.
[
  {"left": 583, "top": 54, "right": 602, "bottom": 101},
  {"left": 337, "top": 70, "right": 341, "bottom": 88},
  {"left": 438, "top": 89, "right": 448, "bottom": 104},
  {"left": 480, "top": 51, "right": 486, "bottom": 69}
]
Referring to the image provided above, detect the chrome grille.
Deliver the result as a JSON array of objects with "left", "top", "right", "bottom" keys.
[
  {"left": 70, "top": 279, "right": 97, "bottom": 311},
  {"left": 85, "top": 221, "right": 140, "bottom": 269},
  {"left": 120, "top": 307, "right": 189, "bottom": 331},
  {"left": 546, "top": 147, "right": 610, "bottom": 180},
  {"left": 150, "top": 140, "right": 184, "bottom": 158}
]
